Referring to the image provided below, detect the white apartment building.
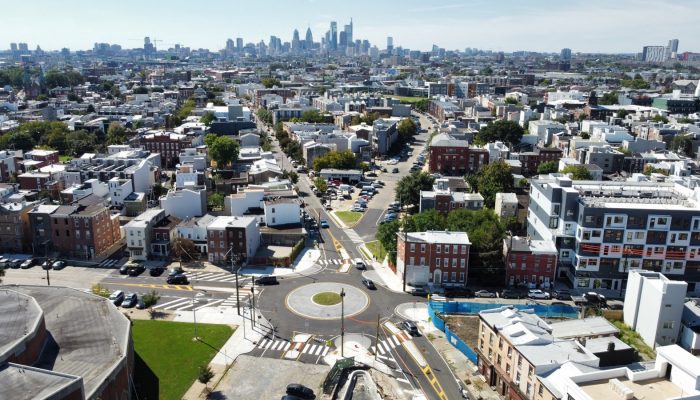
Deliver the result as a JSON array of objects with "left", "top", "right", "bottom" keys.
[
  {"left": 495, "top": 192, "right": 519, "bottom": 220},
  {"left": 123, "top": 209, "right": 165, "bottom": 261},
  {"left": 159, "top": 188, "right": 207, "bottom": 220}
]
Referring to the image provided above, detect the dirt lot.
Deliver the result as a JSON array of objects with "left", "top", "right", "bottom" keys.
[{"left": 443, "top": 315, "right": 481, "bottom": 349}]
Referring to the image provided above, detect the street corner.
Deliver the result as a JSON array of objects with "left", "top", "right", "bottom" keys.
[{"left": 395, "top": 302, "right": 430, "bottom": 323}]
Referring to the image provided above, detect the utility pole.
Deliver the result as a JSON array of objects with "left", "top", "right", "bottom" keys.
[
  {"left": 374, "top": 313, "right": 380, "bottom": 361},
  {"left": 251, "top": 285, "right": 256, "bottom": 328},
  {"left": 340, "top": 288, "right": 346, "bottom": 358},
  {"left": 230, "top": 245, "right": 241, "bottom": 316}
]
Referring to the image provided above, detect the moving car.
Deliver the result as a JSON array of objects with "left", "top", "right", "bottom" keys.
[
  {"left": 401, "top": 320, "right": 420, "bottom": 336},
  {"left": 109, "top": 290, "right": 125, "bottom": 306},
  {"left": 354, "top": 259, "right": 367, "bottom": 270},
  {"left": 166, "top": 274, "right": 189, "bottom": 285},
  {"left": 527, "top": 289, "right": 551, "bottom": 299},
  {"left": 362, "top": 278, "right": 376, "bottom": 290},
  {"left": 475, "top": 290, "right": 497, "bottom": 298},
  {"left": 168, "top": 266, "right": 184, "bottom": 277},
  {"left": 286, "top": 383, "right": 315, "bottom": 400},
  {"left": 255, "top": 276, "right": 279, "bottom": 285},
  {"left": 51, "top": 260, "right": 66, "bottom": 270},
  {"left": 319, "top": 219, "right": 329, "bottom": 228},
  {"left": 119, "top": 264, "right": 129, "bottom": 275},
  {"left": 121, "top": 293, "right": 138, "bottom": 308},
  {"left": 20, "top": 258, "right": 36, "bottom": 269}
]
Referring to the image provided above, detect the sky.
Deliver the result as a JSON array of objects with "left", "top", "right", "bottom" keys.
[{"left": 2, "top": 0, "right": 698, "bottom": 54}]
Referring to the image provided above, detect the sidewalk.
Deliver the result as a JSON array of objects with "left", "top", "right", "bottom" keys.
[
  {"left": 182, "top": 248, "right": 322, "bottom": 277},
  {"left": 359, "top": 244, "right": 408, "bottom": 293}
]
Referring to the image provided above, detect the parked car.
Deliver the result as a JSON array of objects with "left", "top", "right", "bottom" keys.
[
  {"left": 41, "top": 259, "right": 53, "bottom": 270},
  {"left": 255, "top": 276, "right": 279, "bottom": 285},
  {"left": 149, "top": 267, "right": 165, "bottom": 277},
  {"left": 121, "top": 293, "right": 138, "bottom": 308},
  {"left": 128, "top": 265, "right": 146, "bottom": 276},
  {"left": 401, "top": 320, "right": 420, "bottom": 336},
  {"left": 109, "top": 290, "right": 125, "bottom": 306},
  {"left": 286, "top": 383, "right": 315, "bottom": 400},
  {"left": 552, "top": 289, "right": 571, "bottom": 300},
  {"left": 119, "top": 264, "right": 129, "bottom": 275},
  {"left": 9, "top": 259, "right": 22, "bottom": 269},
  {"left": 20, "top": 258, "right": 36, "bottom": 269},
  {"left": 166, "top": 274, "right": 189, "bottom": 285},
  {"left": 444, "top": 288, "right": 474, "bottom": 298},
  {"left": 366, "top": 172, "right": 377, "bottom": 177},
  {"left": 319, "top": 220, "right": 329, "bottom": 228},
  {"left": 392, "top": 168, "right": 399, "bottom": 173},
  {"left": 362, "top": 278, "right": 376, "bottom": 290},
  {"left": 168, "top": 266, "right": 184, "bottom": 277},
  {"left": 475, "top": 290, "right": 497, "bottom": 298},
  {"left": 354, "top": 259, "right": 367, "bottom": 270},
  {"left": 51, "top": 260, "right": 66, "bottom": 270},
  {"left": 501, "top": 289, "right": 523, "bottom": 299},
  {"left": 411, "top": 287, "right": 429, "bottom": 297},
  {"left": 527, "top": 289, "right": 551, "bottom": 299}
]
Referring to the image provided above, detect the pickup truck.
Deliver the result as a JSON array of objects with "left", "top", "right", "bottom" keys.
[{"left": 572, "top": 292, "right": 607, "bottom": 307}]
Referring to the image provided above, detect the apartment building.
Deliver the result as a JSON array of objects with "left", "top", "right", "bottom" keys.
[
  {"left": 419, "top": 178, "right": 484, "bottom": 214},
  {"left": 207, "top": 216, "right": 260, "bottom": 264},
  {"left": 495, "top": 192, "right": 519, "bottom": 220},
  {"left": 139, "top": 131, "right": 194, "bottom": 168},
  {"left": 0, "top": 150, "right": 22, "bottom": 181},
  {"left": 527, "top": 174, "right": 700, "bottom": 295},
  {"left": 396, "top": 230, "right": 470, "bottom": 289},
  {"left": 428, "top": 133, "right": 489, "bottom": 176},
  {"left": 123, "top": 209, "right": 167, "bottom": 261},
  {"left": 503, "top": 236, "right": 558, "bottom": 289},
  {"left": 0, "top": 199, "right": 40, "bottom": 252},
  {"left": 517, "top": 147, "right": 563, "bottom": 176}
]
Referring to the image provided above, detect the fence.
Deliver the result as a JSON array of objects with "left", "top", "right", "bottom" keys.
[{"left": 427, "top": 301, "right": 579, "bottom": 364}]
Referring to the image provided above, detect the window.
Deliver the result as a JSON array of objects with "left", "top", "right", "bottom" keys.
[
  {"left": 437, "top": 245, "right": 441, "bottom": 254},
  {"left": 663, "top": 321, "right": 674, "bottom": 329},
  {"left": 444, "top": 258, "right": 448, "bottom": 268},
  {"left": 452, "top": 258, "right": 457, "bottom": 267},
  {"left": 435, "top": 258, "right": 440, "bottom": 267},
  {"left": 444, "top": 245, "right": 450, "bottom": 254},
  {"left": 461, "top": 245, "right": 467, "bottom": 254},
  {"left": 461, "top": 258, "right": 466, "bottom": 268},
  {"left": 459, "top": 272, "right": 465, "bottom": 282},
  {"left": 451, "top": 272, "right": 456, "bottom": 281},
  {"left": 410, "top": 244, "right": 415, "bottom": 252}
]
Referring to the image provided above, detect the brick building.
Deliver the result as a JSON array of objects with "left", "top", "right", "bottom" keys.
[
  {"left": 517, "top": 147, "right": 563, "bottom": 176},
  {"left": 0, "top": 200, "right": 40, "bottom": 253},
  {"left": 503, "top": 236, "right": 558, "bottom": 289},
  {"left": 139, "top": 131, "right": 194, "bottom": 168},
  {"left": 207, "top": 216, "right": 260, "bottom": 264},
  {"left": 420, "top": 178, "right": 484, "bottom": 214},
  {"left": 396, "top": 230, "right": 470, "bottom": 289},
  {"left": 49, "top": 195, "right": 122, "bottom": 259},
  {"left": 428, "top": 133, "right": 489, "bottom": 176}
]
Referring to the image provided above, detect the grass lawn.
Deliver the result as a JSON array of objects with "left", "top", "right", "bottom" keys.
[
  {"left": 312, "top": 291, "right": 342, "bottom": 305},
  {"left": 610, "top": 320, "right": 656, "bottom": 360},
  {"left": 132, "top": 320, "right": 234, "bottom": 400},
  {"left": 386, "top": 95, "right": 428, "bottom": 104},
  {"left": 59, "top": 155, "right": 73, "bottom": 162},
  {"left": 365, "top": 240, "right": 387, "bottom": 261},
  {"left": 335, "top": 211, "right": 363, "bottom": 226}
]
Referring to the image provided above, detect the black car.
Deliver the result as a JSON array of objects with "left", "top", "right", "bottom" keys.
[
  {"left": 552, "top": 289, "right": 571, "bottom": 300},
  {"left": 119, "top": 264, "right": 129, "bottom": 275},
  {"left": 121, "top": 293, "right": 138, "bottom": 308},
  {"left": 501, "top": 289, "right": 522, "bottom": 299},
  {"left": 167, "top": 274, "right": 189, "bottom": 285},
  {"left": 392, "top": 168, "right": 399, "bottom": 173},
  {"left": 9, "top": 259, "right": 22, "bottom": 269},
  {"left": 362, "top": 279, "right": 376, "bottom": 290},
  {"left": 168, "top": 267, "right": 184, "bottom": 277},
  {"left": 149, "top": 267, "right": 165, "bottom": 277},
  {"left": 41, "top": 259, "right": 53, "bottom": 270},
  {"left": 20, "top": 258, "right": 36, "bottom": 269},
  {"left": 444, "top": 288, "right": 474, "bottom": 298},
  {"left": 255, "top": 276, "right": 279, "bottom": 285},
  {"left": 411, "top": 287, "right": 429, "bottom": 297},
  {"left": 109, "top": 290, "right": 125, "bottom": 306},
  {"left": 128, "top": 265, "right": 146, "bottom": 277},
  {"left": 286, "top": 383, "right": 315, "bottom": 400}
]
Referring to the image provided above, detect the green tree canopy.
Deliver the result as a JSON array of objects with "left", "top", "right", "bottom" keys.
[
  {"left": 313, "top": 177, "right": 328, "bottom": 193},
  {"left": 652, "top": 114, "right": 669, "bottom": 123},
  {"left": 65, "top": 130, "right": 97, "bottom": 156},
  {"left": 620, "top": 78, "right": 650, "bottom": 90},
  {"left": 472, "top": 160, "right": 514, "bottom": 208},
  {"left": 312, "top": 150, "right": 358, "bottom": 172},
  {"left": 44, "top": 69, "right": 84, "bottom": 88},
  {"left": 200, "top": 111, "right": 217, "bottom": 126},
  {"left": 537, "top": 160, "right": 559, "bottom": 175},
  {"left": 376, "top": 220, "right": 400, "bottom": 264},
  {"left": 208, "top": 136, "right": 240, "bottom": 167},
  {"left": 671, "top": 135, "right": 693, "bottom": 157},
  {"left": 105, "top": 122, "right": 128, "bottom": 146},
  {"left": 397, "top": 118, "right": 418, "bottom": 141},
  {"left": 394, "top": 171, "right": 435, "bottom": 209},
  {"left": 474, "top": 120, "right": 524, "bottom": 146},
  {"left": 561, "top": 165, "right": 592, "bottom": 180},
  {"left": 261, "top": 77, "right": 281, "bottom": 88},
  {"left": 598, "top": 91, "right": 618, "bottom": 105}
]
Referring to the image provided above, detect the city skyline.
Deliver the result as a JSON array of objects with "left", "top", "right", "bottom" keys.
[{"left": 1, "top": 0, "right": 698, "bottom": 53}]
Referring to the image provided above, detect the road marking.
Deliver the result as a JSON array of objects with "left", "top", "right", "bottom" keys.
[
  {"left": 321, "top": 346, "right": 330, "bottom": 356},
  {"left": 157, "top": 297, "right": 189, "bottom": 308},
  {"left": 303, "top": 344, "right": 316, "bottom": 354},
  {"left": 389, "top": 335, "right": 401, "bottom": 347},
  {"left": 194, "top": 299, "right": 223, "bottom": 311},
  {"left": 396, "top": 378, "right": 410, "bottom": 384},
  {"left": 160, "top": 298, "right": 192, "bottom": 310}
]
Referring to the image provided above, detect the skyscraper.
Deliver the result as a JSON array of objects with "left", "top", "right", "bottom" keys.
[
  {"left": 292, "top": 29, "right": 301, "bottom": 53},
  {"left": 666, "top": 39, "right": 679, "bottom": 60},
  {"left": 642, "top": 45, "right": 666, "bottom": 63},
  {"left": 226, "top": 38, "right": 235, "bottom": 54},
  {"left": 560, "top": 48, "right": 572, "bottom": 61},
  {"left": 387, "top": 37, "right": 394, "bottom": 54},
  {"left": 236, "top": 38, "right": 243, "bottom": 52},
  {"left": 339, "top": 31, "right": 347, "bottom": 48},
  {"left": 344, "top": 19, "right": 353, "bottom": 45},
  {"left": 330, "top": 21, "right": 338, "bottom": 50},
  {"left": 305, "top": 27, "right": 313, "bottom": 50}
]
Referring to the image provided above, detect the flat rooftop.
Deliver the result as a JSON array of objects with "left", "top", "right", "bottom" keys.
[
  {"left": 580, "top": 377, "right": 684, "bottom": 400},
  {"left": 0, "top": 289, "right": 42, "bottom": 362},
  {"left": 0, "top": 363, "right": 82, "bottom": 400}
]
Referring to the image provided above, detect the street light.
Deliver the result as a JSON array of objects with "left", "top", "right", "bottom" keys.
[
  {"left": 224, "top": 245, "right": 242, "bottom": 316},
  {"left": 340, "top": 288, "right": 346, "bottom": 358}
]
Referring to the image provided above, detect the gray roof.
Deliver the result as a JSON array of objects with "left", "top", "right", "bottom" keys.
[
  {"left": 430, "top": 132, "right": 468, "bottom": 148},
  {"left": 584, "top": 336, "right": 631, "bottom": 353},
  {"left": 550, "top": 317, "right": 619, "bottom": 339},
  {"left": 0, "top": 363, "right": 82, "bottom": 400},
  {"left": 404, "top": 230, "right": 470, "bottom": 245},
  {"left": 0, "top": 289, "right": 42, "bottom": 363}
]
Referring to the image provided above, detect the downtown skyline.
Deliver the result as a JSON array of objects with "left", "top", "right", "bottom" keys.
[{"left": 1, "top": 0, "right": 699, "bottom": 54}]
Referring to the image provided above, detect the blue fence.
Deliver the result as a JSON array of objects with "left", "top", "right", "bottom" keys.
[{"left": 427, "top": 301, "right": 579, "bottom": 365}]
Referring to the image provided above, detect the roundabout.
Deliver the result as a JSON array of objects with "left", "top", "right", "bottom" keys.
[{"left": 286, "top": 282, "right": 370, "bottom": 320}]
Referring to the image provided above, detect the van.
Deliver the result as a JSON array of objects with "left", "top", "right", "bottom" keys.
[{"left": 354, "top": 258, "right": 366, "bottom": 270}]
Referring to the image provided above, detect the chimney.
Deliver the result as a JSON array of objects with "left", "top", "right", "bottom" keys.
[{"left": 607, "top": 341, "right": 616, "bottom": 352}]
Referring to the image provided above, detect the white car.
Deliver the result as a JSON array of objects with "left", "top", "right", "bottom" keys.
[{"left": 527, "top": 290, "right": 551, "bottom": 299}]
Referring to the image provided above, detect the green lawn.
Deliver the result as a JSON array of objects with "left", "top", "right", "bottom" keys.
[
  {"left": 335, "top": 211, "right": 363, "bottom": 226},
  {"left": 610, "top": 320, "right": 656, "bottom": 360},
  {"left": 59, "top": 155, "right": 73, "bottom": 162},
  {"left": 132, "top": 320, "right": 234, "bottom": 400},
  {"left": 312, "top": 292, "right": 342, "bottom": 305},
  {"left": 365, "top": 240, "right": 387, "bottom": 261}
]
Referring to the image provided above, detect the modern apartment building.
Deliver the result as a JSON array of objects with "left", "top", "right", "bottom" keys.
[
  {"left": 527, "top": 174, "right": 700, "bottom": 295},
  {"left": 396, "top": 230, "right": 470, "bottom": 289}
]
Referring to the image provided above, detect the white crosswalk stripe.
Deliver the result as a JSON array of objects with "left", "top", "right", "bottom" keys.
[
  {"left": 303, "top": 344, "right": 316, "bottom": 354},
  {"left": 194, "top": 299, "right": 223, "bottom": 311},
  {"left": 345, "top": 229, "right": 364, "bottom": 244}
]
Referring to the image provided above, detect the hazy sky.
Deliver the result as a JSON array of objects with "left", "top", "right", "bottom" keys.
[{"left": 2, "top": 0, "right": 698, "bottom": 53}]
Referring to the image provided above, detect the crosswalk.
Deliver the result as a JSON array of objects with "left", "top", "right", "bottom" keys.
[
  {"left": 255, "top": 338, "right": 331, "bottom": 357},
  {"left": 318, "top": 259, "right": 344, "bottom": 266},
  {"left": 185, "top": 271, "right": 248, "bottom": 284},
  {"left": 97, "top": 258, "right": 121, "bottom": 268},
  {"left": 344, "top": 229, "right": 364, "bottom": 244},
  {"left": 152, "top": 293, "right": 247, "bottom": 312},
  {"left": 369, "top": 332, "right": 409, "bottom": 355}
]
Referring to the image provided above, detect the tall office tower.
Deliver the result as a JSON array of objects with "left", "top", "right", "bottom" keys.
[
  {"left": 226, "top": 38, "right": 235, "bottom": 54},
  {"left": 339, "top": 31, "right": 347, "bottom": 48},
  {"left": 18, "top": 43, "right": 29, "bottom": 52},
  {"left": 642, "top": 45, "right": 666, "bottom": 62},
  {"left": 143, "top": 37, "right": 155, "bottom": 57},
  {"left": 344, "top": 19, "right": 353, "bottom": 44},
  {"left": 236, "top": 38, "right": 243, "bottom": 52},
  {"left": 330, "top": 21, "right": 338, "bottom": 50},
  {"left": 292, "top": 29, "right": 301, "bottom": 53},
  {"left": 666, "top": 39, "right": 679, "bottom": 60},
  {"left": 362, "top": 40, "right": 370, "bottom": 55},
  {"left": 10, "top": 43, "right": 17, "bottom": 52},
  {"left": 305, "top": 27, "right": 313, "bottom": 48},
  {"left": 354, "top": 40, "right": 361, "bottom": 56},
  {"left": 387, "top": 36, "right": 394, "bottom": 54},
  {"left": 560, "top": 48, "right": 572, "bottom": 60}
]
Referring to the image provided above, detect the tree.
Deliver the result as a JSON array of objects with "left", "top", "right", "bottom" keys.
[
  {"left": 142, "top": 290, "right": 161, "bottom": 308},
  {"left": 652, "top": 115, "right": 669, "bottom": 123},
  {"left": 537, "top": 160, "right": 559, "bottom": 175},
  {"left": 208, "top": 192, "right": 225, "bottom": 210},
  {"left": 312, "top": 150, "right": 358, "bottom": 172},
  {"left": 91, "top": 284, "right": 111, "bottom": 298},
  {"left": 580, "top": 132, "right": 591, "bottom": 139},
  {"left": 132, "top": 86, "right": 149, "bottom": 94},
  {"left": 7, "top": 131, "right": 36, "bottom": 151},
  {"left": 395, "top": 171, "right": 435, "bottom": 209},
  {"left": 282, "top": 170, "right": 299, "bottom": 184},
  {"left": 376, "top": 220, "right": 400, "bottom": 264},
  {"left": 620, "top": 78, "right": 650, "bottom": 90},
  {"left": 209, "top": 136, "right": 240, "bottom": 167},
  {"left": 86, "top": 104, "right": 96, "bottom": 113},
  {"left": 152, "top": 183, "right": 166, "bottom": 198},
  {"left": 313, "top": 177, "right": 328, "bottom": 193},
  {"left": 65, "top": 130, "right": 97, "bottom": 156},
  {"left": 261, "top": 77, "right": 281, "bottom": 88},
  {"left": 474, "top": 120, "right": 524, "bottom": 146},
  {"left": 397, "top": 118, "right": 417, "bottom": 141},
  {"left": 404, "top": 209, "right": 446, "bottom": 232},
  {"left": 473, "top": 161, "right": 514, "bottom": 208},
  {"left": 198, "top": 365, "right": 215, "bottom": 391},
  {"left": 504, "top": 97, "right": 519, "bottom": 105},
  {"left": 671, "top": 135, "right": 693, "bottom": 156},
  {"left": 598, "top": 91, "right": 618, "bottom": 105},
  {"left": 172, "top": 237, "right": 198, "bottom": 261},
  {"left": 105, "top": 122, "right": 128, "bottom": 146},
  {"left": 297, "top": 109, "right": 324, "bottom": 123},
  {"left": 200, "top": 111, "right": 217, "bottom": 126},
  {"left": 446, "top": 208, "right": 506, "bottom": 253},
  {"left": 256, "top": 108, "right": 273, "bottom": 125},
  {"left": 561, "top": 165, "right": 592, "bottom": 180}
]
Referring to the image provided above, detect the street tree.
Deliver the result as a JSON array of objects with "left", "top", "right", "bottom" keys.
[
  {"left": 208, "top": 192, "right": 225, "bottom": 210},
  {"left": 473, "top": 160, "right": 514, "bottom": 208},
  {"left": 376, "top": 220, "right": 400, "bottom": 264},
  {"left": 261, "top": 77, "right": 281, "bottom": 88},
  {"left": 105, "top": 122, "right": 128, "bottom": 146},
  {"left": 171, "top": 237, "right": 198, "bottom": 261},
  {"left": 474, "top": 120, "right": 524, "bottom": 146},
  {"left": 561, "top": 165, "right": 593, "bottom": 180},
  {"left": 200, "top": 111, "right": 217, "bottom": 126},
  {"left": 208, "top": 136, "right": 240, "bottom": 167},
  {"left": 404, "top": 209, "right": 446, "bottom": 232},
  {"left": 671, "top": 135, "right": 693, "bottom": 157},
  {"left": 537, "top": 160, "right": 559, "bottom": 175},
  {"left": 142, "top": 290, "right": 161, "bottom": 308},
  {"left": 397, "top": 118, "right": 417, "bottom": 141},
  {"left": 395, "top": 171, "right": 435, "bottom": 210},
  {"left": 313, "top": 177, "right": 328, "bottom": 193},
  {"left": 312, "top": 150, "right": 358, "bottom": 172}
]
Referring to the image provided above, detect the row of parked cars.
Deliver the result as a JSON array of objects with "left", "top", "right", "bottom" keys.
[
  {"left": 0, "top": 256, "right": 66, "bottom": 270},
  {"left": 109, "top": 290, "right": 143, "bottom": 309}
]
